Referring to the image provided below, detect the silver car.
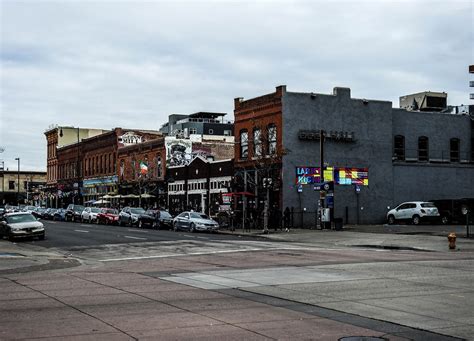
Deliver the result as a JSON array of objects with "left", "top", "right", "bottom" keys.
[
  {"left": 0, "top": 212, "right": 45, "bottom": 241},
  {"left": 173, "top": 211, "right": 220, "bottom": 232}
]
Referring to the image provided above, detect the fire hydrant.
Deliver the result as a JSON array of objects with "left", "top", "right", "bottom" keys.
[{"left": 448, "top": 232, "right": 457, "bottom": 250}]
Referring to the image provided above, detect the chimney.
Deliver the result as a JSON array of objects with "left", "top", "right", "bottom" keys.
[
  {"left": 276, "top": 85, "right": 286, "bottom": 97},
  {"left": 234, "top": 97, "right": 243, "bottom": 110},
  {"left": 333, "top": 87, "right": 351, "bottom": 99}
]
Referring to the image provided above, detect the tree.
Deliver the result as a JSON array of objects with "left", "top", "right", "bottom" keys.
[{"left": 234, "top": 121, "right": 290, "bottom": 233}]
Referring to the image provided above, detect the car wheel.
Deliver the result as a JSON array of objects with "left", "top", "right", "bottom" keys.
[
  {"left": 190, "top": 223, "right": 195, "bottom": 233},
  {"left": 441, "top": 216, "right": 450, "bottom": 225},
  {"left": 39, "top": 234, "right": 45, "bottom": 240},
  {"left": 412, "top": 215, "right": 420, "bottom": 225},
  {"left": 388, "top": 215, "right": 395, "bottom": 225},
  {"left": 8, "top": 234, "right": 15, "bottom": 242}
]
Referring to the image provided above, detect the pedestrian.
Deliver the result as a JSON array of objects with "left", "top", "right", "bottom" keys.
[{"left": 284, "top": 207, "right": 291, "bottom": 232}]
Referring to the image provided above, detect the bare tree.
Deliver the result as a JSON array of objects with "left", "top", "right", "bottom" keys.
[{"left": 234, "top": 121, "right": 289, "bottom": 233}]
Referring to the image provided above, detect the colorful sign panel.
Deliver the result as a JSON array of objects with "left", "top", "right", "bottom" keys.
[
  {"left": 296, "top": 167, "right": 368, "bottom": 186},
  {"left": 335, "top": 168, "right": 368, "bottom": 185}
]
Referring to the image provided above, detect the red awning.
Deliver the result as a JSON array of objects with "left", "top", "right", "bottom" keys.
[{"left": 222, "top": 192, "right": 255, "bottom": 197}]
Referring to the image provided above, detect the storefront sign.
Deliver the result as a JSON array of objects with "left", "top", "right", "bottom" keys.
[
  {"left": 296, "top": 166, "right": 368, "bottom": 186},
  {"left": 118, "top": 132, "right": 143, "bottom": 147}
]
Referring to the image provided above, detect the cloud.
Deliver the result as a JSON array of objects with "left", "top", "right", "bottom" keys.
[{"left": 0, "top": 0, "right": 471, "bottom": 171}]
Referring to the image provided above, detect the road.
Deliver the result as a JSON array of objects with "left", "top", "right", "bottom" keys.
[{"left": 1, "top": 221, "right": 473, "bottom": 340}]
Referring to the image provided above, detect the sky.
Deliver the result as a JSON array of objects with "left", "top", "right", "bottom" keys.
[{"left": 0, "top": 0, "right": 472, "bottom": 171}]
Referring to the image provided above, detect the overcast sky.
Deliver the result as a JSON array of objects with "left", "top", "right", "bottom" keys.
[{"left": 1, "top": 0, "right": 472, "bottom": 171}]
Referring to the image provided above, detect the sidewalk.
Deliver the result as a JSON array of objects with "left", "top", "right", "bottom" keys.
[{"left": 219, "top": 225, "right": 474, "bottom": 253}]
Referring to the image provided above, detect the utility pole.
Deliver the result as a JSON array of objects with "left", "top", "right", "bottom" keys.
[{"left": 319, "top": 130, "right": 325, "bottom": 229}]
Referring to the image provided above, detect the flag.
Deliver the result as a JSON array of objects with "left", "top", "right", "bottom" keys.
[{"left": 140, "top": 161, "right": 148, "bottom": 175}]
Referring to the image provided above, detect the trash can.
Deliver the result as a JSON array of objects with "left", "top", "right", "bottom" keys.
[{"left": 334, "top": 218, "right": 344, "bottom": 231}]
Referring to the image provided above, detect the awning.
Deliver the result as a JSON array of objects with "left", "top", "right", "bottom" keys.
[{"left": 222, "top": 192, "right": 255, "bottom": 197}]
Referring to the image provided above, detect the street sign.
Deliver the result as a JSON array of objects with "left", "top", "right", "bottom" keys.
[
  {"left": 355, "top": 184, "right": 361, "bottom": 193},
  {"left": 297, "top": 184, "right": 303, "bottom": 193}
]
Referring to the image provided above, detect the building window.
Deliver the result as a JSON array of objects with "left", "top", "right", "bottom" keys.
[
  {"left": 393, "top": 135, "right": 405, "bottom": 161},
  {"left": 9, "top": 181, "right": 15, "bottom": 190},
  {"left": 208, "top": 129, "right": 214, "bottom": 135},
  {"left": 189, "top": 128, "right": 197, "bottom": 135},
  {"left": 268, "top": 124, "right": 277, "bottom": 155},
  {"left": 450, "top": 138, "right": 460, "bottom": 162},
  {"left": 253, "top": 128, "right": 262, "bottom": 157},
  {"left": 157, "top": 156, "right": 162, "bottom": 178},
  {"left": 418, "top": 136, "right": 429, "bottom": 161},
  {"left": 240, "top": 129, "right": 248, "bottom": 159}
]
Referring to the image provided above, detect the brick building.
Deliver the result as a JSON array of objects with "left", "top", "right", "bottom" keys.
[
  {"left": 117, "top": 133, "right": 166, "bottom": 208},
  {"left": 233, "top": 86, "right": 284, "bottom": 228},
  {"left": 234, "top": 85, "right": 474, "bottom": 225}
]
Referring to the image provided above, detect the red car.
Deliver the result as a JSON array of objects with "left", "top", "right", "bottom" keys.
[{"left": 97, "top": 208, "right": 120, "bottom": 225}]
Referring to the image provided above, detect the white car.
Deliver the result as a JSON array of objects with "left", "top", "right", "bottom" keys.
[
  {"left": 81, "top": 207, "right": 101, "bottom": 223},
  {"left": 387, "top": 201, "right": 440, "bottom": 225}
]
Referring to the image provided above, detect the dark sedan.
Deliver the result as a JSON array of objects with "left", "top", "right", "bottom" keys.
[{"left": 145, "top": 210, "right": 173, "bottom": 230}]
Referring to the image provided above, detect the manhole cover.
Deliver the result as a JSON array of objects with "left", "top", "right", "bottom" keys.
[{"left": 339, "top": 337, "right": 386, "bottom": 341}]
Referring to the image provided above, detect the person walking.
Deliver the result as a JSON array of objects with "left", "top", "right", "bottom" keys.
[{"left": 283, "top": 207, "right": 291, "bottom": 232}]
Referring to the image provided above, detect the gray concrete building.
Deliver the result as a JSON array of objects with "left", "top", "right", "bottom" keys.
[
  {"left": 281, "top": 86, "right": 473, "bottom": 224},
  {"left": 159, "top": 112, "right": 233, "bottom": 137}
]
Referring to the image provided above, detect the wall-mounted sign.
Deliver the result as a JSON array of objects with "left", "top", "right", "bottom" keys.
[
  {"left": 296, "top": 166, "right": 368, "bottom": 186},
  {"left": 298, "top": 130, "right": 355, "bottom": 142},
  {"left": 118, "top": 132, "right": 143, "bottom": 147}
]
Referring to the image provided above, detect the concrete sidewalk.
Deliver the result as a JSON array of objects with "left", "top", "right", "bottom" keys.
[{"left": 219, "top": 226, "right": 474, "bottom": 253}]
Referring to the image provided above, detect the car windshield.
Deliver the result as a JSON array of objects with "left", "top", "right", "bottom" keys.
[
  {"left": 160, "top": 211, "right": 172, "bottom": 218},
  {"left": 91, "top": 208, "right": 101, "bottom": 213},
  {"left": 6, "top": 214, "right": 37, "bottom": 224},
  {"left": 105, "top": 209, "right": 118, "bottom": 214},
  {"left": 190, "top": 213, "right": 209, "bottom": 219},
  {"left": 73, "top": 206, "right": 85, "bottom": 212},
  {"left": 131, "top": 208, "right": 145, "bottom": 214},
  {"left": 421, "top": 203, "right": 436, "bottom": 208}
]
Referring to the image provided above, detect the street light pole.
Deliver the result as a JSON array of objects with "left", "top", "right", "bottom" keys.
[{"left": 15, "top": 157, "right": 20, "bottom": 205}]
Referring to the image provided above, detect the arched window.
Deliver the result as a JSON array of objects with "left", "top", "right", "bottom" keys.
[
  {"left": 450, "top": 138, "right": 460, "bottom": 162},
  {"left": 240, "top": 129, "right": 248, "bottom": 159},
  {"left": 393, "top": 135, "right": 405, "bottom": 161},
  {"left": 253, "top": 128, "right": 262, "bottom": 157},
  {"left": 267, "top": 124, "right": 277, "bottom": 155},
  {"left": 157, "top": 155, "right": 162, "bottom": 178},
  {"left": 418, "top": 136, "right": 429, "bottom": 161}
]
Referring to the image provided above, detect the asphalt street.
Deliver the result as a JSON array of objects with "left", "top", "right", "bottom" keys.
[
  {"left": 28, "top": 220, "right": 263, "bottom": 249},
  {"left": 1, "top": 222, "right": 473, "bottom": 340}
]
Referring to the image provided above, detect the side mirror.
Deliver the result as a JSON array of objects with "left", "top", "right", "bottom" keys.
[{"left": 36, "top": 217, "right": 41, "bottom": 221}]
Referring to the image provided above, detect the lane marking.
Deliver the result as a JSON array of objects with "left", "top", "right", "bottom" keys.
[
  {"left": 127, "top": 229, "right": 148, "bottom": 233},
  {"left": 124, "top": 235, "right": 147, "bottom": 240},
  {"left": 74, "top": 229, "right": 89, "bottom": 233},
  {"left": 100, "top": 247, "right": 305, "bottom": 262},
  {"left": 183, "top": 234, "right": 195, "bottom": 238}
]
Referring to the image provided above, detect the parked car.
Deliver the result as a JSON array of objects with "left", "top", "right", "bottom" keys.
[
  {"left": 53, "top": 208, "right": 67, "bottom": 221},
  {"left": 81, "top": 207, "right": 101, "bottom": 223},
  {"left": 97, "top": 208, "right": 120, "bottom": 225},
  {"left": 24, "top": 206, "right": 37, "bottom": 213},
  {"left": 430, "top": 199, "right": 474, "bottom": 225},
  {"left": 173, "top": 211, "right": 220, "bottom": 232},
  {"left": 43, "top": 208, "right": 57, "bottom": 220},
  {"left": 0, "top": 212, "right": 45, "bottom": 241},
  {"left": 387, "top": 201, "right": 440, "bottom": 225},
  {"left": 118, "top": 207, "right": 154, "bottom": 228},
  {"left": 145, "top": 209, "right": 174, "bottom": 229},
  {"left": 65, "top": 204, "right": 85, "bottom": 222},
  {"left": 32, "top": 207, "right": 47, "bottom": 219}
]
